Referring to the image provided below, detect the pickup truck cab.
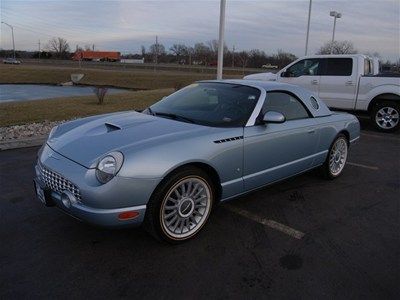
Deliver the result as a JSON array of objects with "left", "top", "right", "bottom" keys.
[{"left": 244, "top": 54, "right": 400, "bottom": 132}]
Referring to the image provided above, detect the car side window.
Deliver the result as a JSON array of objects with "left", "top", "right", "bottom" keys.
[
  {"left": 262, "top": 92, "right": 310, "bottom": 121},
  {"left": 286, "top": 59, "right": 320, "bottom": 77},
  {"left": 320, "top": 58, "right": 353, "bottom": 76}
]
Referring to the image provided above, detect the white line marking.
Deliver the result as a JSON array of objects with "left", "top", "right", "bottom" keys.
[
  {"left": 347, "top": 162, "right": 379, "bottom": 170},
  {"left": 224, "top": 205, "right": 305, "bottom": 240}
]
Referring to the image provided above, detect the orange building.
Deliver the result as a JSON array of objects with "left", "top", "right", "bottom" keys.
[{"left": 72, "top": 51, "right": 120, "bottom": 62}]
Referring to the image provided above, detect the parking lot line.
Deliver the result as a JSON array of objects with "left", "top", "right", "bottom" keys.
[
  {"left": 224, "top": 204, "right": 305, "bottom": 239},
  {"left": 347, "top": 162, "right": 379, "bottom": 170}
]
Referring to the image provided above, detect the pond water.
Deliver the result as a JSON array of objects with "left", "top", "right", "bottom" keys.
[{"left": 0, "top": 84, "right": 127, "bottom": 103}]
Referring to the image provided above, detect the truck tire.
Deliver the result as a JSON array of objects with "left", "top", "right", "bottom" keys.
[{"left": 371, "top": 101, "right": 400, "bottom": 132}]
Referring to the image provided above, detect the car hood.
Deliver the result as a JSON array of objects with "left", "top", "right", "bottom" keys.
[
  {"left": 47, "top": 111, "right": 214, "bottom": 168},
  {"left": 243, "top": 72, "right": 277, "bottom": 81}
]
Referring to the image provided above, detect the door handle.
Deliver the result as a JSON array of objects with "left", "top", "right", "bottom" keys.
[
  {"left": 345, "top": 80, "right": 354, "bottom": 86},
  {"left": 311, "top": 80, "right": 319, "bottom": 85},
  {"left": 307, "top": 129, "right": 315, "bottom": 134}
]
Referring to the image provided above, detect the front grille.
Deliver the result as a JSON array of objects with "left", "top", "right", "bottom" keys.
[{"left": 37, "top": 162, "right": 82, "bottom": 201}]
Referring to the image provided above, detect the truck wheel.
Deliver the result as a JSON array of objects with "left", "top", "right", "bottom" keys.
[{"left": 371, "top": 101, "right": 400, "bottom": 132}]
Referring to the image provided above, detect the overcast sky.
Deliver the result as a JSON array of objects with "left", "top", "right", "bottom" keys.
[{"left": 1, "top": 0, "right": 399, "bottom": 61}]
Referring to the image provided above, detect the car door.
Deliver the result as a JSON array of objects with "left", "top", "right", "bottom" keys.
[
  {"left": 243, "top": 91, "right": 319, "bottom": 191},
  {"left": 318, "top": 58, "right": 358, "bottom": 109},
  {"left": 278, "top": 58, "right": 321, "bottom": 93}
]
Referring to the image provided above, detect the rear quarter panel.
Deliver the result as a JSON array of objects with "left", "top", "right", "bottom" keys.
[
  {"left": 356, "top": 77, "right": 400, "bottom": 110},
  {"left": 313, "top": 112, "right": 360, "bottom": 165}
]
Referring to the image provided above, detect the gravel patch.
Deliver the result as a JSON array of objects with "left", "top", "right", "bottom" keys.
[{"left": 0, "top": 120, "right": 68, "bottom": 141}]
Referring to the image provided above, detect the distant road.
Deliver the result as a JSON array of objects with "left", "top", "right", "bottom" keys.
[{"left": 19, "top": 58, "right": 276, "bottom": 76}]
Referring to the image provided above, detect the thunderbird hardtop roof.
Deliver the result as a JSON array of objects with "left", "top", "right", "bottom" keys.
[{"left": 199, "top": 79, "right": 332, "bottom": 118}]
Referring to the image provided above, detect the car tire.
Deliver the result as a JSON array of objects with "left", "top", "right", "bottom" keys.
[
  {"left": 321, "top": 134, "right": 349, "bottom": 180},
  {"left": 371, "top": 101, "right": 400, "bottom": 132},
  {"left": 144, "top": 166, "right": 214, "bottom": 243}
]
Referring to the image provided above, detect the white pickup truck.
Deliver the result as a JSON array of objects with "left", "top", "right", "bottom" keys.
[{"left": 244, "top": 54, "right": 400, "bottom": 132}]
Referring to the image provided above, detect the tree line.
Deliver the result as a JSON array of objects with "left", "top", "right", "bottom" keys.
[{"left": 1, "top": 36, "right": 398, "bottom": 68}]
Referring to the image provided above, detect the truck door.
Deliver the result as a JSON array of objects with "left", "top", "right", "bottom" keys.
[
  {"left": 278, "top": 58, "right": 321, "bottom": 94},
  {"left": 318, "top": 58, "right": 358, "bottom": 109}
]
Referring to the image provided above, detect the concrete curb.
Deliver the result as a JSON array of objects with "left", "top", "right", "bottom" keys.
[{"left": 0, "top": 136, "right": 47, "bottom": 151}]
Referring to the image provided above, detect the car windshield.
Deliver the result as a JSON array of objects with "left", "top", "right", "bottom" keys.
[{"left": 148, "top": 82, "right": 260, "bottom": 127}]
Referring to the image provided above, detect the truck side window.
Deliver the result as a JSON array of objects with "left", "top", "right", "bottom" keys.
[
  {"left": 286, "top": 59, "right": 320, "bottom": 77},
  {"left": 364, "top": 59, "right": 373, "bottom": 75},
  {"left": 321, "top": 58, "right": 353, "bottom": 76},
  {"left": 262, "top": 92, "right": 310, "bottom": 121}
]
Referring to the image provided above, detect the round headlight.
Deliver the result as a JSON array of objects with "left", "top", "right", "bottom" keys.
[{"left": 96, "top": 152, "right": 124, "bottom": 184}]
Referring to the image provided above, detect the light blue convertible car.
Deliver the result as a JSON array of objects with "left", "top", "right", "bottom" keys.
[{"left": 34, "top": 80, "right": 360, "bottom": 243}]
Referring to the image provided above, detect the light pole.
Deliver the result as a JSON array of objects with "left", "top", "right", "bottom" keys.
[
  {"left": 217, "top": 0, "right": 226, "bottom": 80},
  {"left": 305, "top": 0, "right": 312, "bottom": 55},
  {"left": 1, "top": 22, "right": 16, "bottom": 60},
  {"left": 329, "top": 11, "right": 342, "bottom": 54}
]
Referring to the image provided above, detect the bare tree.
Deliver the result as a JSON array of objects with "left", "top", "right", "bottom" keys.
[
  {"left": 187, "top": 46, "right": 194, "bottom": 65},
  {"left": 84, "top": 44, "right": 92, "bottom": 51},
  {"left": 93, "top": 87, "right": 108, "bottom": 105},
  {"left": 237, "top": 51, "right": 249, "bottom": 74},
  {"left": 317, "top": 40, "right": 357, "bottom": 55},
  {"left": 207, "top": 39, "right": 228, "bottom": 61},
  {"left": 170, "top": 44, "right": 188, "bottom": 63},
  {"left": 149, "top": 43, "right": 166, "bottom": 63},
  {"left": 274, "top": 49, "right": 297, "bottom": 67},
  {"left": 193, "top": 42, "right": 211, "bottom": 65},
  {"left": 47, "top": 37, "right": 70, "bottom": 59}
]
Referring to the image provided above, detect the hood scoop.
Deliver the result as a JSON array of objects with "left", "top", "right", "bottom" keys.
[{"left": 105, "top": 122, "right": 121, "bottom": 133}]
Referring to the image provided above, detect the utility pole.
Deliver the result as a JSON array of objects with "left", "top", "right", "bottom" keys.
[
  {"left": 155, "top": 35, "right": 158, "bottom": 64},
  {"left": 38, "top": 40, "right": 41, "bottom": 62},
  {"left": 92, "top": 44, "right": 95, "bottom": 51},
  {"left": 232, "top": 45, "right": 235, "bottom": 68},
  {"left": 330, "top": 11, "right": 342, "bottom": 54},
  {"left": 305, "top": 0, "right": 312, "bottom": 55},
  {"left": 217, "top": 0, "right": 226, "bottom": 80},
  {"left": 1, "top": 22, "right": 16, "bottom": 60}
]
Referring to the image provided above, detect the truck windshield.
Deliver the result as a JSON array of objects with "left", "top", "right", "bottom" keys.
[{"left": 147, "top": 82, "right": 260, "bottom": 127}]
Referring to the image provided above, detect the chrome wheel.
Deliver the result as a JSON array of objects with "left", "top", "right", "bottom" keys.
[
  {"left": 375, "top": 106, "right": 399, "bottom": 130},
  {"left": 160, "top": 176, "right": 212, "bottom": 239},
  {"left": 329, "top": 138, "right": 348, "bottom": 176}
]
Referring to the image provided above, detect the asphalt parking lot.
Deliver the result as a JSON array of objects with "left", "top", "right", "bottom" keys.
[{"left": 0, "top": 118, "right": 399, "bottom": 299}]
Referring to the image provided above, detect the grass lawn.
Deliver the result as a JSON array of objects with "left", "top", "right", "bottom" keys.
[
  {"left": 0, "top": 89, "right": 173, "bottom": 127},
  {"left": 0, "top": 64, "right": 241, "bottom": 127},
  {"left": 0, "top": 64, "right": 239, "bottom": 90}
]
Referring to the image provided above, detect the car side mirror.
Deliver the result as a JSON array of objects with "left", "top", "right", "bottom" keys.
[
  {"left": 281, "top": 71, "right": 289, "bottom": 77},
  {"left": 263, "top": 111, "right": 286, "bottom": 124}
]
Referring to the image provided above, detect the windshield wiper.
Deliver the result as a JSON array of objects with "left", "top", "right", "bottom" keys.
[{"left": 153, "top": 111, "right": 197, "bottom": 124}]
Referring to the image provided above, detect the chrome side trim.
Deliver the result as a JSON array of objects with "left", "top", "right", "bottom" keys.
[
  {"left": 350, "top": 136, "right": 360, "bottom": 143},
  {"left": 220, "top": 163, "right": 324, "bottom": 202},
  {"left": 246, "top": 87, "right": 267, "bottom": 127},
  {"left": 221, "top": 177, "right": 243, "bottom": 187},
  {"left": 243, "top": 150, "right": 328, "bottom": 181},
  {"left": 220, "top": 150, "right": 328, "bottom": 188}
]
